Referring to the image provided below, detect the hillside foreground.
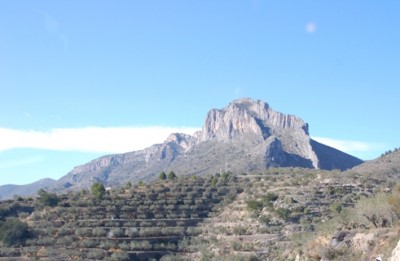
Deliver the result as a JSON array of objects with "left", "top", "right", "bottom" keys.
[{"left": 0, "top": 151, "right": 400, "bottom": 260}]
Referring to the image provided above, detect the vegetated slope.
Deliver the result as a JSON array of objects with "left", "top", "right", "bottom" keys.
[
  {"left": 197, "top": 168, "right": 396, "bottom": 260},
  {"left": 2, "top": 166, "right": 399, "bottom": 260},
  {"left": 51, "top": 98, "right": 363, "bottom": 194},
  {"left": 289, "top": 149, "right": 400, "bottom": 261},
  {"left": 353, "top": 148, "right": 400, "bottom": 176},
  {"left": 0, "top": 173, "right": 244, "bottom": 260}
]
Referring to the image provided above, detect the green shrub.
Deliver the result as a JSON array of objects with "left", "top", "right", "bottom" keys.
[
  {"left": 0, "top": 218, "right": 31, "bottom": 246},
  {"left": 233, "top": 226, "right": 247, "bottom": 235},
  {"left": 249, "top": 255, "right": 259, "bottom": 261},
  {"left": 329, "top": 202, "right": 343, "bottom": 215},
  {"left": 37, "top": 189, "right": 59, "bottom": 207},
  {"left": 91, "top": 182, "right": 106, "bottom": 199},
  {"left": 259, "top": 215, "right": 271, "bottom": 225},
  {"left": 168, "top": 171, "right": 177, "bottom": 180},
  {"left": 87, "top": 249, "right": 106, "bottom": 260},
  {"left": 275, "top": 208, "right": 291, "bottom": 220},
  {"left": 232, "top": 241, "right": 242, "bottom": 251},
  {"left": 108, "top": 251, "right": 130, "bottom": 261},
  {"left": 211, "top": 177, "right": 218, "bottom": 187},
  {"left": 159, "top": 171, "right": 167, "bottom": 180},
  {"left": 264, "top": 192, "right": 278, "bottom": 202},
  {"left": 246, "top": 200, "right": 263, "bottom": 212},
  {"left": 56, "top": 236, "right": 73, "bottom": 247}
]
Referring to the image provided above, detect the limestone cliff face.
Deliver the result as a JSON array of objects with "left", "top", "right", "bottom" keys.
[
  {"left": 165, "top": 133, "right": 197, "bottom": 152},
  {"left": 201, "top": 98, "right": 319, "bottom": 168},
  {"left": 201, "top": 98, "right": 309, "bottom": 141}
]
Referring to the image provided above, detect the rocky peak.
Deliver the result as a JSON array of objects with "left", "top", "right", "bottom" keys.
[
  {"left": 200, "top": 98, "right": 309, "bottom": 142},
  {"left": 198, "top": 98, "right": 320, "bottom": 168}
]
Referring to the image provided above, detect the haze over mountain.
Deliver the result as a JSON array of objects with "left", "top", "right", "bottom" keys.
[
  {"left": 0, "top": 98, "right": 363, "bottom": 199},
  {"left": 0, "top": 178, "right": 56, "bottom": 200}
]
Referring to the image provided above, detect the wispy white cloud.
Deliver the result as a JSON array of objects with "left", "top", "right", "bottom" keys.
[
  {"left": 313, "top": 136, "right": 386, "bottom": 157},
  {"left": 0, "top": 127, "right": 200, "bottom": 154},
  {"left": 305, "top": 22, "right": 317, "bottom": 34},
  {"left": 0, "top": 128, "right": 384, "bottom": 159}
]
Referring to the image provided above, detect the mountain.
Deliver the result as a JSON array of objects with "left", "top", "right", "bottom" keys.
[
  {"left": 0, "top": 178, "right": 56, "bottom": 200},
  {"left": 52, "top": 98, "right": 362, "bottom": 192},
  {"left": 0, "top": 98, "right": 363, "bottom": 198}
]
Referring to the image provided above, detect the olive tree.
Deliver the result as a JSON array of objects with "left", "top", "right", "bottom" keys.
[
  {"left": 0, "top": 218, "right": 31, "bottom": 246},
  {"left": 91, "top": 182, "right": 106, "bottom": 199}
]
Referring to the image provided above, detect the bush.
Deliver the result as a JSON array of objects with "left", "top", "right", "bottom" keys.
[
  {"left": 37, "top": 189, "right": 59, "bottom": 207},
  {"left": 91, "top": 182, "right": 106, "bottom": 199},
  {"left": 233, "top": 226, "right": 247, "bottom": 235},
  {"left": 353, "top": 193, "right": 396, "bottom": 228},
  {"left": 329, "top": 202, "right": 343, "bottom": 215},
  {"left": 108, "top": 251, "right": 130, "bottom": 261},
  {"left": 249, "top": 256, "right": 259, "bottom": 261},
  {"left": 168, "top": 171, "right": 177, "bottom": 180},
  {"left": 159, "top": 171, "right": 167, "bottom": 180},
  {"left": 0, "top": 218, "right": 31, "bottom": 246},
  {"left": 246, "top": 200, "right": 263, "bottom": 212},
  {"left": 57, "top": 236, "right": 74, "bottom": 247},
  {"left": 232, "top": 241, "right": 242, "bottom": 251},
  {"left": 276, "top": 208, "right": 291, "bottom": 220},
  {"left": 80, "top": 238, "right": 97, "bottom": 248},
  {"left": 264, "top": 192, "right": 278, "bottom": 202},
  {"left": 93, "top": 227, "right": 107, "bottom": 237},
  {"left": 87, "top": 249, "right": 106, "bottom": 260},
  {"left": 211, "top": 177, "right": 218, "bottom": 187},
  {"left": 259, "top": 215, "right": 271, "bottom": 225}
]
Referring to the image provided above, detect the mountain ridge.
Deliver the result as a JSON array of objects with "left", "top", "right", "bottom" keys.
[
  {"left": 52, "top": 98, "right": 362, "bottom": 192},
  {"left": 0, "top": 98, "right": 364, "bottom": 198}
]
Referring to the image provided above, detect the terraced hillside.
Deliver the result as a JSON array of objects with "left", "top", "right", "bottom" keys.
[
  {"left": 0, "top": 167, "right": 399, "bottom": 260},
  {"left": 0, "top": 173, "right": 243, "bottom": 260},
  {"left": 197, "top": 168, "right": 394, "bottom": 260}
]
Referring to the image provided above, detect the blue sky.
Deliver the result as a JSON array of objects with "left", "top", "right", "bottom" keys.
[{"left": 1, "top": 1, "right": 399, "bottom": 185}]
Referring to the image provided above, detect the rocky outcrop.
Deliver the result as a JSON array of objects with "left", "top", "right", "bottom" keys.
[
  {"left": 165, "top": 133, "right": 197, "bottom": 152},
  {"left": 201, "top": 98, "right": 322, "bottom": 169},
  {"left": 201, "top": 98, "right": 309, "bottom": 142}
]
